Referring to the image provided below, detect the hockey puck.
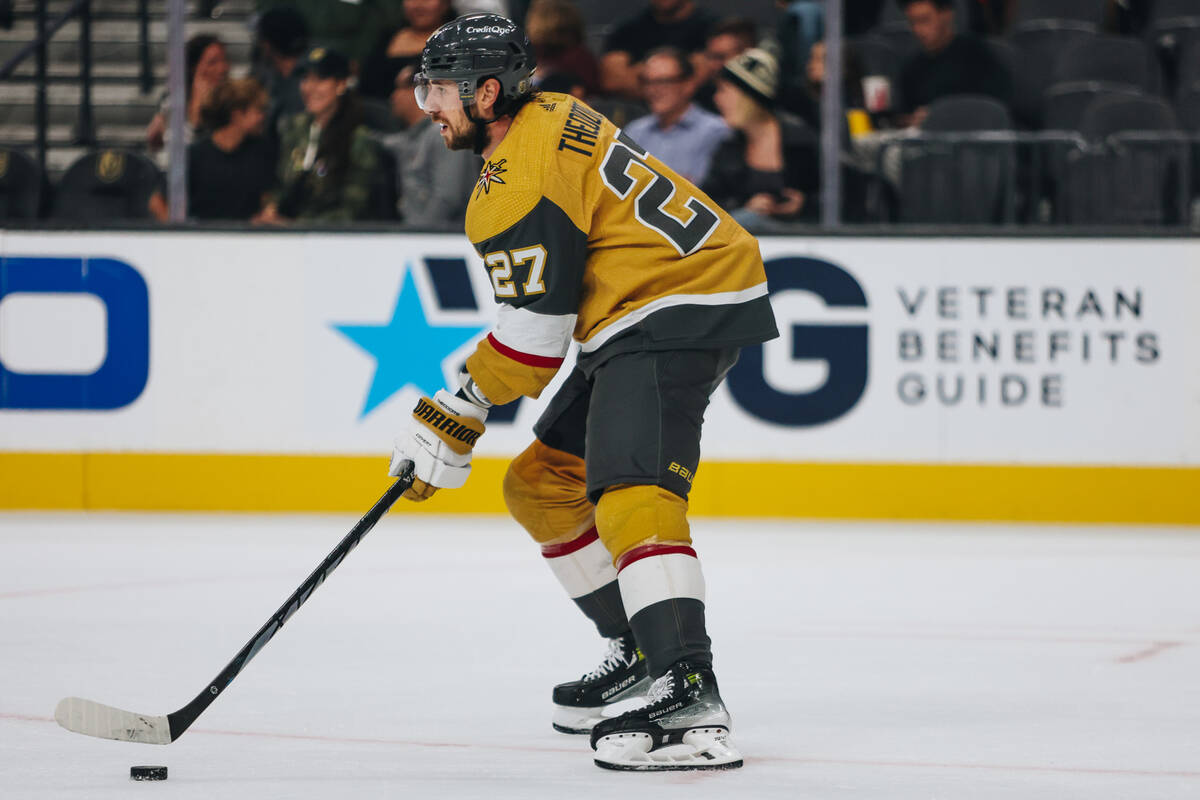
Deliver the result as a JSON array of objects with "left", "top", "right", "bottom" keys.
[{"left": 130, "top": 765, "right": 167, "bottom": 781}]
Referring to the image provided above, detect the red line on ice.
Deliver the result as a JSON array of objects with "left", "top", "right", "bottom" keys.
[{"left": 1113, "top": 640, "right": 1183, "bottom": 664}]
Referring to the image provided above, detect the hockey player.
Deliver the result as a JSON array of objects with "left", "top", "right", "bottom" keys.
[{"left": 389, "top": 14, "right": 778, "bottom": 771}]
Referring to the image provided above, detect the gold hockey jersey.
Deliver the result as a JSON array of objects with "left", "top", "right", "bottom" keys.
[{"left": 463, "top": 92, "right": 778, "bottom": 406}]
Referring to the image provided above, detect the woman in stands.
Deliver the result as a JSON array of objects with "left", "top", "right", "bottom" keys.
[
  {"left": 701, "top": 48, "right": 820, "bottom": 229},
  {"left": 146, "top": 34, "right": 230, "bottom": 163},
  {"left": 255, "top": 48, "right": 378, "bottom": 224}
]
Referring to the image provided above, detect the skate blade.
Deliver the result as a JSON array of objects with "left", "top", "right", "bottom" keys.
[
  {"left": 552, "top": 704, "right": 605, "bottom": 734},
  {"left": 593, "top": 728, "right": 743, "bottom": 771},
  {"left": 552, "top": 694, "right": 650, "bottom": 735}
]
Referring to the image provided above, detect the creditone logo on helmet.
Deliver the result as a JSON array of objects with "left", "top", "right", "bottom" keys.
[{"left": 418, "top": 13, "right": 536, "bottom": 113}]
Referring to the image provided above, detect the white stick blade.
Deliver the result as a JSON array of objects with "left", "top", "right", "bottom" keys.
[{"left": 54, "top": 697, "right": 171, "bottom": 744}]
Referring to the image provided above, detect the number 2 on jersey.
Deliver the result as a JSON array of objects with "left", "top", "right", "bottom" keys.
[{"left": 600, "top": 131, "right": 720, "bottom": 258}]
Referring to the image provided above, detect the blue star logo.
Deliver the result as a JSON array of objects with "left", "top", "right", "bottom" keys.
[{"left": 333, "top": 266, "right": 487, "bottom": 418}]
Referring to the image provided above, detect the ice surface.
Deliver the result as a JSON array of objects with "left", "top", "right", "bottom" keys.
[{"left": 2, "top": 511, "right": 1198, "bottom": 799}]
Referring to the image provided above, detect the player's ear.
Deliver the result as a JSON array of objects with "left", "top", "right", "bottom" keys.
[{"left": 477, "top": 77, "right": 502, "bottom": 116}]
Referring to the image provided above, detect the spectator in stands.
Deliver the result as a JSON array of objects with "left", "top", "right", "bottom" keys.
[
  {"left": 255, "top": 48, "right": 378, "bottom": 224},
  {"left": 146, "top": 34, "right": 230, "bottom": 162},
  {"left": 254, "top": 6, "right": 309, "bottom": 144},
  {"left": 600, "top": 0, "right": 715, "bottom": 98},
  {"left": 185, "top": 78, "right": 276, "bottom": 221},
  {"left": 377, "top": 65, "right": 480, "bottom": 226},
  {"left": 525, "top": 0, "right": 601, "bottom": 97},
  {"left": 359, "top": 0, "right": 456, "bottom": 98},
  {"left": 784, "top": 39, "right": 867, "bottom": 129},
  {"left": 895, "top": 0, "right": 1012, "bottom": 127},
  {"left": 693, "top": 17, "right": 758, "bottom": 112},
  {"left": 625, "top": 47, "right": 729, "bottom": 184},
  {"left": 702, "top": 48, "right": 819, "bottom": 229}
]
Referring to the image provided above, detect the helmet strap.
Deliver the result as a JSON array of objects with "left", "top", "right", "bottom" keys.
[{"left": 465, "top": 102, "right": 504, "bottom": 156}]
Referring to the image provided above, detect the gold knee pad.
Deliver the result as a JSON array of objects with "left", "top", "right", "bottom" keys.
[
  {"left": 595, "top": 484, "right": 691, "bottom": 565},
  {"left": 503, "top": 440, "right": 594, "bottom": 547}
]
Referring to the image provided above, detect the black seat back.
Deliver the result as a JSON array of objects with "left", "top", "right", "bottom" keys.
[
  {"left": 923, "top": 94, "right": 1013, "bottom": 131},
  {"left": 1008, "top": 21, "right": 1097, "bottom": 121},
  {"left": 1063, "top": 95, "right": 1185, "bottom": 224},
  {"left": 1012, "top": 0, "right": 1105, "bottom": 27},
  {"left": 1052, "top": 34, "right": 1158, "bottom": 91},
  {"left": 897, "top": 95, "right": 1016, "bottom": 223},
  {"left": 1043, "top": 82, "right": 1145, "bottom": 132},
  {"left": 50, "top": 149, "right": 162, "bottom": 222},
  {"left": 0, "top": 148, "right": 43, "bottom": 220}
]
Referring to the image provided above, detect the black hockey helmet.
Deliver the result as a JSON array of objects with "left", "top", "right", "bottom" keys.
[{"left": 415, "top": 14, "right": 536, "bottom": 115}]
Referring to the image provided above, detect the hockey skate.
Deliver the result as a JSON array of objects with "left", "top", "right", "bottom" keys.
[
  {"left": 552, "top": 632, "right": 651, "bottom": 734},
  {"left": 590, "top": 660, "right": 743, "bottom": 771}
]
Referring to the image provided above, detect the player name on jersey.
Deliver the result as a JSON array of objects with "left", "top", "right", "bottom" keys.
[{"left": 557, "top": 102, "right": 603, "bottom": 157}]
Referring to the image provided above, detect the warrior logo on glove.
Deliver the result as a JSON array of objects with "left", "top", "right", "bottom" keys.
[{"left": 413, "top": 397, "right": 485, "bottom": 453}]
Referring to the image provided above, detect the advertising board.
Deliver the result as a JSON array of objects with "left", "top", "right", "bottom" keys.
[{"left": 1, "top": 232, "right": 1196, "bottom": 521}]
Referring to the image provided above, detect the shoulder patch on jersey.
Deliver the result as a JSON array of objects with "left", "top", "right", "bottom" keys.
[
  {"left": 475, "top": 158, "right": 509, "bottom": 199},
  {"left": 540, "top": 102, "right": 557, "bottom": 112}
]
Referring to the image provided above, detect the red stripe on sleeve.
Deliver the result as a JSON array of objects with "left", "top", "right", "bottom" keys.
[
  {"left": 541, "top": 526, "right": 600, "bottom": 559},
  {"left": 615, "top": 543, "right": 698, "bottom": 572},
  {"left": 488, "top": 333, "right": 564, "bottom": 369}
]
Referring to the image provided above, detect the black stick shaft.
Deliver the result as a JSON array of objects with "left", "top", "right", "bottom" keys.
[{"left": 165, "top": 473, "right": 412, "bottom": 740}]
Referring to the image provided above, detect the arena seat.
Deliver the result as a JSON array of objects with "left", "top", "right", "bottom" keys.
[
  {"left": 895, "top": 94, "right": 1016, "bottom": 224},
  {"left": 0, "top": 147, "right": 43, "bottom": 220},
  {"left": 1051, "top": 35, "right": 1160, "bottom": 92},
  {"left": 50, "top": 149, "right": 161, "bottom": 222},
  {"left": 1062, "top": 95, "right": 1185, "bottom": 224},
  {"left": 1011, "top": 0, "right": 1105, "bottom": 28},
  {"left": 1008, "top": 20, "right": 1097, "bottom": 122}
]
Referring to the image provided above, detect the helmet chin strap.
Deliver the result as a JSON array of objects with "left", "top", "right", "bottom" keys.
[{"left": 465, "top": 102, "right": 504, "bottom": 156}]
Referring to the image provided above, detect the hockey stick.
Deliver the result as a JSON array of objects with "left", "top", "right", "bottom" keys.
[{"left": 54, "top": 469, "right": 414, "bottom": 744}]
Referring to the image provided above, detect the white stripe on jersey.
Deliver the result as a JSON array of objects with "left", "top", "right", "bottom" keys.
[
  {"left": 493, "top": 304, "right": 577, "bottom": 359},
  {"left": 578, "top": 282, "right": 770, "bottom": 354}
]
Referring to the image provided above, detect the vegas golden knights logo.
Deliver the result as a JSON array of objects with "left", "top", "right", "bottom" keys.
[
  {"left": 96, "top": 151, "right": 125, "bottom": 183},
  {"left": 475, "top": 158, "right": 508, "bottom": 199}
]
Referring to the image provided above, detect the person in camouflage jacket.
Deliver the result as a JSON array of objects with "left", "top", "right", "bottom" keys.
[{"left": 257, "top": 47, "right": 378, "bottom": 224}]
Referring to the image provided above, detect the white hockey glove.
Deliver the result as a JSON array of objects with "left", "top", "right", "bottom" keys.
[{"left": 389, "top": 389, "right": 488, "bottom": 502}]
